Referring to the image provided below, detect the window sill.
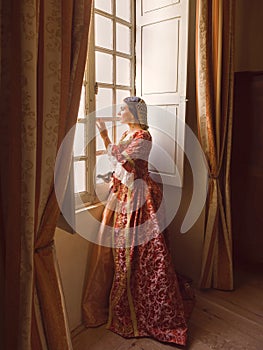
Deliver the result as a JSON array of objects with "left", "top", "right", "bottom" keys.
[
  {"left": 75, "top": 200, "right": 106, "bottom": 214},
  {"left": 75, "top": 182, "right": 109, "bottom": 213}
]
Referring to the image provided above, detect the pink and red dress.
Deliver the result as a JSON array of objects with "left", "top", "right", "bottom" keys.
[{"left": 82, "top": 129, "right": 194, "bottom": 346}]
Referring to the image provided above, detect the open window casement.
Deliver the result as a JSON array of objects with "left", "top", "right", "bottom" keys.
[{"left": 79, "top": 0, "right": 136, "bottom": 204}]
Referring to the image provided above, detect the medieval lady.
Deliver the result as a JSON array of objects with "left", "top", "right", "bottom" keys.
[{"left": 82, "top": 96, "right": 193, "bottom": 346}]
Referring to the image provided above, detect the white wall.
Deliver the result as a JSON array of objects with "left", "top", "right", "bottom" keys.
[
  {"left": 55, "top": 205, "right": 104, "bottom": 330},
  {"left": 55, "top": 229, "right": 89, "bottom": 331}
]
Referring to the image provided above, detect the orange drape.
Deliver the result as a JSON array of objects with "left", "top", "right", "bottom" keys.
[
  {"left": 0, "top": 0, "right": 92, "bottom": 348},
  {"left": 195, "top": 0, "right": 235, "bottom": 290}
]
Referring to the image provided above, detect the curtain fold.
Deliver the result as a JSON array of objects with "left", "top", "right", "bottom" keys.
[
  {"left": 195, "top": 0, "right": 235, "bottom": 290},
  {"left": 0, "top": 0, "right": 92, "bottom": 348},
  {"left": 0, "top": 1, "right": 23, "bottom": 348}
]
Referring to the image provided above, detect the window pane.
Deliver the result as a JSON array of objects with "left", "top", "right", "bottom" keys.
[
  {"left": 96, "top": 52, "right": 113, "bottom": 84},
  {"left": 116, "top": 89, "right": 131, "bottom": 104},
  {"left": 94, "top": 0, "right": 112, "bottom": 13},
  {"left": 116, "top": 0, "right": 130, "bottom": 22},
  {"left": 95, "top": 14, "right": 113, "bottom": 50},
  {"left": 74, "top": 161, "right": 86, "bottom": 193},
  {"left": 116, "top": 57, "right": 130, "bottom": 86},
  {"left": 116, "top": 23, "right": 131, "bottom": 54},
  {"left": 78, "top": 85, "right": 85, "bottom": 119},
  {"left": 96, "top": 88, "right": 113, "bottom": 117},
  {"left": 96, "top": 154, "right": 113, "bottom": 184},
  {"left": 74, "top": 123, "right": 85, "bottom": 157},
  {"left": 116, "top": 89, "right": 130, "bottom": 141}
]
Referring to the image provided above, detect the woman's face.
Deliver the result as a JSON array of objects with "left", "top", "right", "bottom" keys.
[{"left": 118, "top": 102, "right": 135, "bottom": 124}]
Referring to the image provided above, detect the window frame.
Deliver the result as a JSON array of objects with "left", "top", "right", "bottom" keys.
[{"left": 74, "top": 0, "right": 136, "bottom": 208}]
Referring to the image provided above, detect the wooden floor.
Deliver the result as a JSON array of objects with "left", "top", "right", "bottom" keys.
[{"left": 72, "top": 263, "right": 263, "bottom": 350}]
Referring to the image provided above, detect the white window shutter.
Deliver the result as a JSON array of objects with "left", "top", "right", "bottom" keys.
[{"left": 136, "top": 0, "right": 189, "bottom": 186}]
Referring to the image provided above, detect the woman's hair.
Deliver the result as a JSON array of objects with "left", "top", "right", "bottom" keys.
[{"left": 123, "top": 96, "right": 149, "bottom": 130}]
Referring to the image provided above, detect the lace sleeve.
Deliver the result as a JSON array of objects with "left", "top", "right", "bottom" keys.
[{"left": 107, "top": 144, "right": 134, "bottom": 189}]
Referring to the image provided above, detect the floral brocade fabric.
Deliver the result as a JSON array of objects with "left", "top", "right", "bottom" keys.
[{"left": 101, "top": 130, "right": 193, "bottom": 346}]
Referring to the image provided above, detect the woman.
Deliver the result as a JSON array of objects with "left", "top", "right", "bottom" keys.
[{"left": 82, "top": 97, "right": 193, "bottom": 346}]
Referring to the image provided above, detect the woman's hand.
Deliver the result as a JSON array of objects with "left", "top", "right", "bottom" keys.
[
  {"left": 96, "top": 118, "right": 111, "bottom": 148},
  {"left": 96, "top": 118, "right": 108, "bottom": 139}
]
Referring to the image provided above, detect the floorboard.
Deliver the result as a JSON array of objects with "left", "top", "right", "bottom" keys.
[{"left": 72, "top": 265, "right": 263, "bottom": 350}]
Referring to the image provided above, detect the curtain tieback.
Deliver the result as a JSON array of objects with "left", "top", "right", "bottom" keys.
[
  {"left": 35, "top": 239, "right": 55, "bottom": 253},
  {"left": 208, "top": 173, "right": 219, "bottom": 180}
]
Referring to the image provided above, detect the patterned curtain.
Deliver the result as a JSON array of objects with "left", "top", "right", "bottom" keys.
[
  {"left": 195, "top": 0, "right": 235, "bottom": 290},
  {"left": 0, "top": 0, "right": 92, "bottom": 349}
]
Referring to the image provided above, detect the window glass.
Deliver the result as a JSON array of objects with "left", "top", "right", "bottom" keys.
[
  {"left": 116, "top": 56, "right": 130, "bottom": 86},
  {"left": 78, "top": 86, "right": 86, "bottom": 119},
  {"left": 96, "top": 87, "right": 113, "bottom": 117},
  {"left": 96, "top": 52, "right": 113, "bottom": 84},
  {"left": 116, "top": 0, "right": 130, "bottom": 22},
  {"left": 74, "top": 161, "right": 86, "bottom": 192},
  {"left": 95, "top": 14, "right": 113, "bottom": 49},
  {"left": 74, "top": 123, "right": 85, "bottom": 157},
  {"left": 116, "top": 89, "right": 130, "bottom": 104},
  {"left": 94, "top": 0, "right": 112, "bottom": 14},
  {"left": 116, "top": 89, "right": 131, "bottom": 141},
  {"left": 116, "top": 23, "right": 131, "bottom": 54}
]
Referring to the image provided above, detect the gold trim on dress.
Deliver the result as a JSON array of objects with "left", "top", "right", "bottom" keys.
[{"left": 125, "top": 188, "right": 139, "bottom": 336}]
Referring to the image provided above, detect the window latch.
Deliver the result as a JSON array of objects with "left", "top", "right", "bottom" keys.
[{"left": 94, "top": 82, "right": 98, "bottom": 95}]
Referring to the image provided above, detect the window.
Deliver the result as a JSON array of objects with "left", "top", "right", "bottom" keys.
[
  {"left": 74, "top": 0, "right": 135, "bottom": 206},
  {"left": 74, "top": 0, "right": 189, "bottom": 206}
]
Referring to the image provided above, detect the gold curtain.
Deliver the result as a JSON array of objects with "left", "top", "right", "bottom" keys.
[
  {"left": 195, "top": 0, "right": 235, "bottom": 290},
  {"left": 0, "top": 0, "right": 92, "bottom": 349}
]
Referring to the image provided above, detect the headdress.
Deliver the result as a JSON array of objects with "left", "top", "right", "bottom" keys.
[{"left": 123, "top": 96, "right": 149, "bottom": 130}]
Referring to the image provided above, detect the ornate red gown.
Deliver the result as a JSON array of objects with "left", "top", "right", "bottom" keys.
[{"left": 82, "top": 129, "right": 194, "bottom": 346}]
